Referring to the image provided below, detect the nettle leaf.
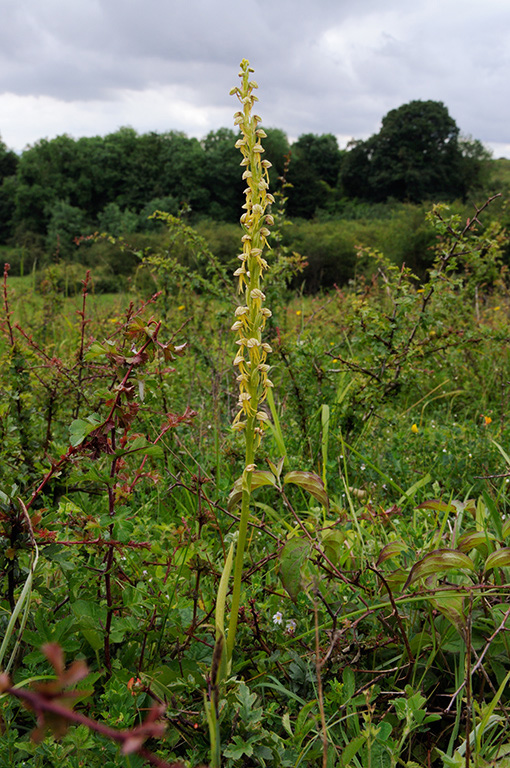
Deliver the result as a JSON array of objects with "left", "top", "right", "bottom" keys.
[
  {"left": 227, "top": 471, "right": 277, "bottom": 510},
  {"left": 404, "top": 549, "right": 475, "bottom": 589},
  {"left": 283, "top": 471, "right": 329, "bottom": 509},
  {"left": 279, "top": 536, "right": 311, "bottom": 602},
  {"left": 485, "top": 548, "right": 510, "bottom": 572}
]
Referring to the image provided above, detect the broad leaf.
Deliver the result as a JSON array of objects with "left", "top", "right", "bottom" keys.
[
  {"left": 416, "top": 499, "right": 457, "bottom": 514},
  {"left": 227, "top": 470, "right": 277, "bottom": 510},
  {"left": 458, "top": 530, "right": 495, "bottom": 555},
  {"left": 279, "top": 536, "right": 311, "bottom": 602},
  {"left": 405, "top": 549, "right": 475, "bottom": 588},
  {"left": 485, "top": 548, "right": 510, "bottom": 572},
  {"left": 69, "top": 413, "right": 103, "bottom": 447},
  {"left": 376, "top": 540, "right": 408, "bottom": 566},
  {"left": 283, "top": 471, "right": 329, "bottom": 509}
]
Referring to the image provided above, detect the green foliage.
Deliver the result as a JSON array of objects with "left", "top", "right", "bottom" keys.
[
  {"left": 286, "top": 133, "right": 344, "bottom": 217},
  {"left": 341, "top": 100, "right": 489, "bottom": 203},
  {"left": 2, "top": 196, "right": 510, "bottom": 766},
  {"left": 0, "top": 58, "right": 510, "bottom": 768}
]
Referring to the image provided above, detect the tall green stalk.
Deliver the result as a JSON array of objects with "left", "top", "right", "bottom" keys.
[{"left": 226, "top": 59, "right": 274, "bottom": 664}]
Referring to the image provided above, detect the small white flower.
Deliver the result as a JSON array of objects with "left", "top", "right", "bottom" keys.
[
  {"left": 285, "top": 619, "right": 297, "bottom": 634},
  {"left": 272, "top": 611, "right": 283, "bottom": 625}
]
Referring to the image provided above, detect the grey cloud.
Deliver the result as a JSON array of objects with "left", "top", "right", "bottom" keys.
[{"left": 0, "top": 0, "right": 509, "bottom": 153}]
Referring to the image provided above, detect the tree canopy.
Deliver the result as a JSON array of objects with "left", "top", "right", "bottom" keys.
[
  {"left": 0, "top": 101, "right": 493, "bottom": 249},
  {"left": 340, "top": 100, "right": 490, "bottom": 203}
]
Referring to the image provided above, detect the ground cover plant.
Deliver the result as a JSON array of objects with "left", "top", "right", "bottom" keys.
[{"left": 0, "top": 60, "right": 510, "bottom": 768}]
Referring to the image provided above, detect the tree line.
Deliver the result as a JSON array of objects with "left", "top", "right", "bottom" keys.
[{"left": 0, "top": 99, "right": 491, "bottom": 254}]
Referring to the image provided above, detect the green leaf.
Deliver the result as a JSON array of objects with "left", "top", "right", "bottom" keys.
[
  {"left": 430, "top": 592, "right": 466, "bottom": 631},
  {"left": 69, "top": 413, "right": 103, "bottom": 446},
  {"left": 279, "top": 536, "right": 311, "bottom": 602},
  {"left": 376, "top": 540, "right": 408, "bottom": 566},
  {"left": 405, "top": 549, "right": 475, "bottom": 588},
  {"left": 416, "top": 499, "right": 457, "bottom": 514},
  {"left": 216, "top": 543, "right": 233, "bottom": 638},
  {"left": 283, "top": 471, "right": 329, "bottom": 509},
  {"left": 485, "top": 548, "right": 510, "bottom": 572},
  {"left": 321, "top": 529, "right": 346, "bottom": 567},
  {"left": 223, "top": 735, "right": 254, "bottom": 760},
  {"left": 227, "top": 470, "right": 277, "bottom": 510},
  {"left": 458, "top": 530, "right": 495, "bottom": 555},
  {"left": 81, "top": 629, "right": 103, "bottom": 651},
  {"left": 340, "top": 734, "right": 366, "bottom": 765}
]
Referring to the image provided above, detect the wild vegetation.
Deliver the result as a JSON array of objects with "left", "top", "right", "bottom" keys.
[{"left": 1, "top": 60, "right": 510, "bottom": 767}]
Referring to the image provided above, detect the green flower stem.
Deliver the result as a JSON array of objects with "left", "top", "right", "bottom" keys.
[
  {"left": 226, "top": 59, "right": 274, "bottom": 665},
  {"left": 226, "top": 419, "right": 254, "bottom": 663}
]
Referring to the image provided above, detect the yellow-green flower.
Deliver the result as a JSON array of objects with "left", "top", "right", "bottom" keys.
[{"left": 230, "top": 59, "right": 272, "bottom": 444}]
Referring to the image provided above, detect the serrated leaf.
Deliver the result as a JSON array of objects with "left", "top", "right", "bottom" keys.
[
  {"left": 404, "top": 549, "right": 475, "bottom": 588},
  {"left": 485, "top": 548, "right": 510, "bottom": 572},
  {"left": 279, "top": 537, "right": 311, "bottom": 602},
  {"left": 283, "top": 471, "right": 329, "bottom": 509},
  {"left": 227, "top": 470, "right": 276, "bottom": 510}
]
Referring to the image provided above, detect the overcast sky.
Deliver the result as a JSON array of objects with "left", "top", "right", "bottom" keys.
[{"left": 1, "top": 0, "right": 509, "bottom": 158}]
